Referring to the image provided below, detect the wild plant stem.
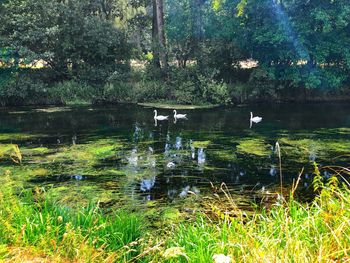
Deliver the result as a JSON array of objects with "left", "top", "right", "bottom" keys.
[{"left": 275, "top": 142, "right": 283, "bottom": 196}]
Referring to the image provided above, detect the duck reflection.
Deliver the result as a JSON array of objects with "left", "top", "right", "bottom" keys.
[
  {"left": 179, "top": 186, "right": 190, "bottom": 198},
  {"left": 167, "top": 189, "right": 177, "bottom": 199},
  {"left": 198, "top": 148, "right": 206, "bottom": 165},
  {"left": 127, "top": 148, "right": 138, "bottom": 167},
  {"left": 175, "top": 136, "right": 182, "bottom": 150},
  {"left": 269, "top": 165, "right": 277, "bottom": 176},
  {"left": 147, "top": 147, "right": 156, "bottom": 168},
  {"left": 121, "top": 128, "right": 210, "bottom": 200},
  {"left": 133, "top": 123, "right": 143, "bottom": 142},
  {"left": 191, "top": 143, "right": 196, "bottom": 159}
]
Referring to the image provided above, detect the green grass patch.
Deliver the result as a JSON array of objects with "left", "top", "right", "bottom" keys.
[
  {"left": 0, "top": 177, "right": 143, "bottom": 262},
  {"left": 158, "top": 187, "right": 350, "bottom": 262}
]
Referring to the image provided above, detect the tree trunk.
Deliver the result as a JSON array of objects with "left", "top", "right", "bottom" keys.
[
  {"left": 152, "top": 0, "right": 167, "bottom": 69},
  {"left": 152, "top": 0, "right": 160, "bottom": 67}
]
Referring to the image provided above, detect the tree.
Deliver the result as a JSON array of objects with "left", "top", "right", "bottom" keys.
[
  {"left": 0, "top": 0, "right": 130, "bottom": 83},
  {"left": 236, "top": 0, "right": 350, "bottom": 89},
  {"left": 152, "top": 0, "right": 167, "bottom": 69}
]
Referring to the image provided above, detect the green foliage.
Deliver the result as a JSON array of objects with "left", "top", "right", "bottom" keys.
[
  {"left": 159, "top": 176, "right": 350, "bottom": 262},
  {"left": 1, "top": 0, "right": 350, "bottom": 105},
  {"left": 48, "top": 81, "right": 97, "bottom": 105},
  {"left": 0, "top": 0, "right": 130, "bottom": 83},
  {"left": 103, "top": 82, "right": 135, "bottom": 103},
  {"left": 312, "top": 162, "right": 324, "bottom": 192},
  {"left": 198, "top": 75, "right": 231, "bottom": 104},
  {"left": 173, "top": 80, "right": 198, "bottom": 104},
  {"left": 0, "top": 69, "right": 15, "bottom": 103},
  {"left": 0, "top": 178, "right": 143, "bottom": 261}
]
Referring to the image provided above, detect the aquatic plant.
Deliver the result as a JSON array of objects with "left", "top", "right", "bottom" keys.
[
  {"left": 192, "top": 140, "right": 211, "bottom": 149},
  {"left": 279, "top": 137, "right": 350, "bottom": 162},
  {"left": 236, "top": 138, "right": 271, "bottom": 157}
]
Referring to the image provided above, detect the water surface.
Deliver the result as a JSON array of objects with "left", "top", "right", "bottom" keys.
[{"left": 0, "top": 103, "right": 349, "bottom": 207}]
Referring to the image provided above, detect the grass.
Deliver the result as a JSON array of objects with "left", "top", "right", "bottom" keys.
[
  {"left": 0, "top": 176, "right": 143, "bottom": 262},
  {"left": 148, "top": 166, "right": 350, "bottom": 262},
  {"left": 1, "top": 159, "right": 350, "bottom": 262}
]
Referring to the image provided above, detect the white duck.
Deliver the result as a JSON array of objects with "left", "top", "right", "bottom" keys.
[
  {"left": 153, "top": 110, "right": 168, "bottom": 120},
  {"left": 250, "top": 112, "right": 262, "bottom": 123},
  {"left": 173, "top": 109, "right": 187, "bottom": 119}
]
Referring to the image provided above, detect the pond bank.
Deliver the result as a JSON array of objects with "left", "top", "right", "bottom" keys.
[{"left": 1, "top": 165, "right": 349, "bottom": 262}]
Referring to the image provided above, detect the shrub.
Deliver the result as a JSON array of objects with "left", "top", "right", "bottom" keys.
[
  {"left": 102, "top": 82, "right": 135, "bottom": 103},
  {"left": 248, "top": 68, "right": 278, "bottom": 100},
  {"left": 198, "top": 75, "right": 231, "bottom": 104},
  {"left": 227, "top": 82, "right": 251, "bottom": 104},
  {"left": 48, "top": 80, "right": 97, "bottom": 105},
  {"left": 0, "top": 70, "right": 52, "bottom": 105},
  {"left": 173, "top": 80, "right": 199, "bottom": 104},
  {"left": 134, "top": 80, "right": 169, "bottom": 102}
]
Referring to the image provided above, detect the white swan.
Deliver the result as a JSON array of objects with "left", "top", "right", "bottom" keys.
[
  {"left": 173, "top": 109, "right": 187, "bottom": 119},
  {"left": 153, "top": 110, "right": 168, "bottom": 120},
  {"left": 250, "top": 112, "right": 262, "bottom": 123},
  {"left": 166, "top": 161, "right": 176, "bottom": 169}
]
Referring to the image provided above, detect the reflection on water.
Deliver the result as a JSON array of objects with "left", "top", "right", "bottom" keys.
[
  {"left": 0, "top": 103, "right": 349, "bottom": 204},
  {"left": 140, "top": 176, "right": 156, "bottom": 192},
  {"left": 197, "top": 148, "right": 206, "bottom": 166}
]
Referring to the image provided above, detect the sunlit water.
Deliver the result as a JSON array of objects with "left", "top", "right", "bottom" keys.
[{"left": 0, "top": 103, "right": 349, "bottom": 207}]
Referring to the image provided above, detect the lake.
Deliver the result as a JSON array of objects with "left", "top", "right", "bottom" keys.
[{"left": 0, "top": 103, "right": 349, "bottom": 209}]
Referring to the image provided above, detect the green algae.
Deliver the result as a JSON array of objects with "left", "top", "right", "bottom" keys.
[
  {"left": 0, "top": 133, "right": 37, "bottom": 141},
  {"left": 47, "top": 139, "right": 123, "bottom": 165},
  {"left": 210, "top": 149, "right": 237, "bottom": 162},
  {"left": 236, "top": 138, "right": 272, "bottom": 157},
  {"left": 192, "top": 141, "right": 211, "bottom": 149},
  {"left": 0, "top": 144, "right": 14, "bottom": 155},
  {"left": 279, "top": 137, "right": 350, "bottom": 162},
  {"left": 21, "top": 147, "right": 52, "bottom": 156}
]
